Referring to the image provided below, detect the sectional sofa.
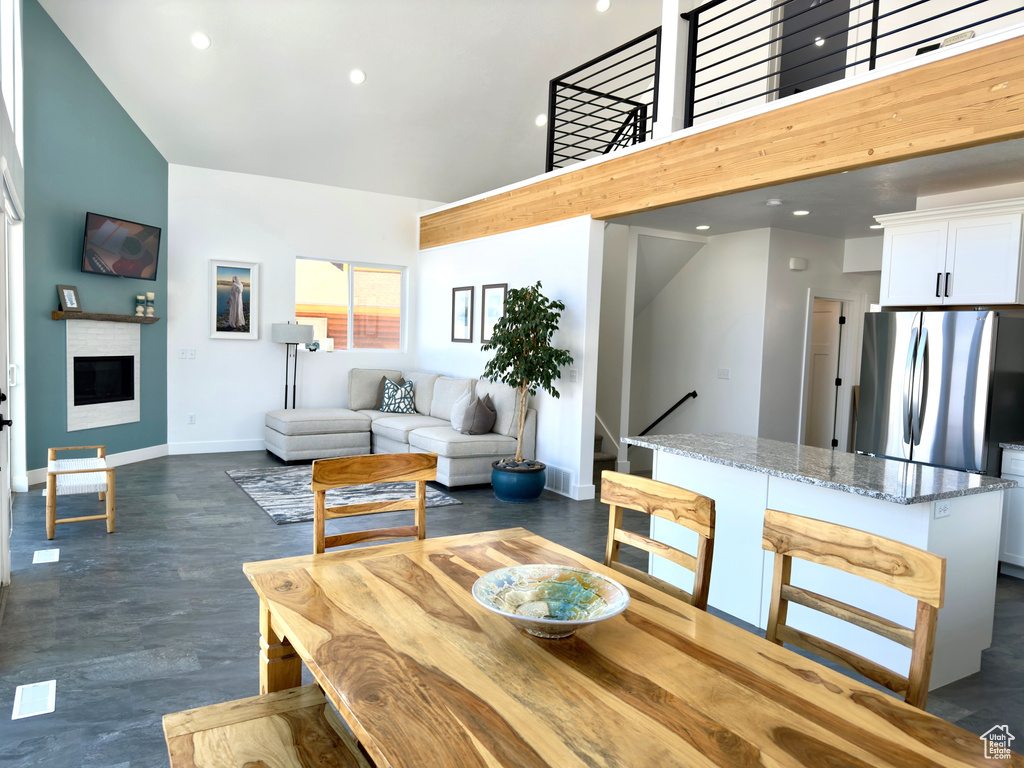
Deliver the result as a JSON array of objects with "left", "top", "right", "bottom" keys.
[{"left": 264, "top": 367, "right": 537, "bottom": 487}]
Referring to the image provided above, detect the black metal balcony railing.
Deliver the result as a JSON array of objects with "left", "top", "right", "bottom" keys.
[
  {"left": 682, "top": 0, "right": 1024, "bottom": 128},
  {"left": 546, "top": 28, "right": 661, "bottom": 172}
]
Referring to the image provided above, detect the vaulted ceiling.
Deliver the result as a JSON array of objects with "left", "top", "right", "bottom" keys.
[{"left": 38, "top": 0, "right": 663, "bottom": 203}]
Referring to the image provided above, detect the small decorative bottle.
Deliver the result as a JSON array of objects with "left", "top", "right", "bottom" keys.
[
  {"left": 135, "top": 295, "right": 145, "bottom": 316},
  {"left": 145, "top": 292, "right": 155, "bottom": 317}
]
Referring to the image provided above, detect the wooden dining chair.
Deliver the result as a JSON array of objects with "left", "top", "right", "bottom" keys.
[
  {"left": 600, "top": 471, "right": 715, "bottom": 610},
  {"left": 311, "top": 452, "right": 438, "bottom": 554},
  {"left": 762, "top": 508, "right": 946, "bottom": 709}
]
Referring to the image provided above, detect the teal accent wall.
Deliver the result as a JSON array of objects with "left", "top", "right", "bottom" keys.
[{"left": 24, "top": 0, "right": 168, "bottom": 469}]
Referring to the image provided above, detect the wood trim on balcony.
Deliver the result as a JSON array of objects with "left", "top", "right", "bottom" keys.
[{"left": 420, "top": 36, "right": 1024, "bottom": 250}]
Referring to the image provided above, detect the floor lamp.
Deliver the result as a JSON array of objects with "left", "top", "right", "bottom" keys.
[{"left": 271, "top": 323, "right": 314, "bottom": 409}]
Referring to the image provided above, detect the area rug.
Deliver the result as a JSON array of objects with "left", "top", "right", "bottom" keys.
[{"left": 226, "top": 465, "right": 462, "bottom": 525}]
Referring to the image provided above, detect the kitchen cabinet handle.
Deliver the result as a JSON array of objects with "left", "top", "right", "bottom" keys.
[
  {"left": 945, "top": 272, "right": 950, "bottom": 298},
  {"left": 936, "top": 272, "right": 942, "bottom": 298}
]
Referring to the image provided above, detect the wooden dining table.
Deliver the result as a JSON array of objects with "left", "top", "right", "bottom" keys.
[{"left": 243, "top": 527, "right": 1018, "bottom": 767}]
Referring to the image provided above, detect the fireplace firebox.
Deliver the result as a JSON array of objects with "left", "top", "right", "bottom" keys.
[{"left": 73, "top": 356, "right": 135, "bottom": 406}]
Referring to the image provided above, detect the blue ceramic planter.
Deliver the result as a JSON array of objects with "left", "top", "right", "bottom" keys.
[{"left": 491, "top": 461, "right": 546, "bottom": 503}]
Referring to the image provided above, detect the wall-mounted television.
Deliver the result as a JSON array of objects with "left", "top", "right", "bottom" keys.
[{"left": 81, "top": 212, "right": 161, "bottom": 281}]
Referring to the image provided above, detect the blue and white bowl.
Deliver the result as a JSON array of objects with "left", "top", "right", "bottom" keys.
[{"left": 472, "top": 564, "right": 630, "bottom": 638}]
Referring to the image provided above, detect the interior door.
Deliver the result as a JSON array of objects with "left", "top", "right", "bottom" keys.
[{"left": 805, "top": 299, "right": 841, "bottom": 449}]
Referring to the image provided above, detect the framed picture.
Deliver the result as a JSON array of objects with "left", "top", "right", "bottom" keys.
[
  {"left": 56, "top": 285, "right": 82, "bottom": 312},
  {"left": 451, "top": 286, "right": 474, "bottom": 343},
  {"left": 210, "top": 260, "right": 259, "bottom": 340},
  {"left": 481, "top": 283, "right": 507, "bottom": 344}
]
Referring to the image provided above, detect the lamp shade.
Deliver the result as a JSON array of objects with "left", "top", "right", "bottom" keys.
[{"left": 271, "top": 323, "right": 314, "bottom": 344}]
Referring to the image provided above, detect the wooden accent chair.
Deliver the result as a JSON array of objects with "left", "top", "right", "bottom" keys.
[
  {"left": 163, "top": 685, "right": 371, "bottom": 768},
  {"left": 762, "top": 508, "right": 946, "bottom": 709},
  {"left": 600, "top": 471, "right": 716, "bottom": 610},
  {"left": 311, "top": 452, "right": 438, "bottom": 554},
  {"left": 44, "top": 445, "right": 115, "bottom": 540}
]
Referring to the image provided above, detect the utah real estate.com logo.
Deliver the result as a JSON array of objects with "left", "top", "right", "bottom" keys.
[{"left": 981, "top": 725, "right": 1015, "bottom": 760}]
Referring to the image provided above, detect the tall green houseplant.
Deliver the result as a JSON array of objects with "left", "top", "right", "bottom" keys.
[{"left": 482, "top": 282, "right": 574, "bottom": 464}]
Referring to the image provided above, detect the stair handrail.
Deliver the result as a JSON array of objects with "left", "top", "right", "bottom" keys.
[
  {"left": 595, "top": 411, "right": 619, "bottom": 451},
  {"left": 602, "top": 105, "right": 647, "bottom": 155},
  {"left": 638, "top": 390, "right": 698, "bottom": 436}
]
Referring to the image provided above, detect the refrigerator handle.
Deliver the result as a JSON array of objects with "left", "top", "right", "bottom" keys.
[
  {"left": 903, "top": 327, "right": 918, "bottom": 446},
  {"left": 912, "top": 328, "right": 928, "bottom": 446}
]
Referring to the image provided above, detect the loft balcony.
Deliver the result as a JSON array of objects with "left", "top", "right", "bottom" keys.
[{"left": 423, "top": 1, "right": 1024, "bottom": 250}]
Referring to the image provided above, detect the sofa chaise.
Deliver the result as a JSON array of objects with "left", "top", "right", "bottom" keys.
[{"left": 264, "top": 368, "right": 536, "bottom": 487}]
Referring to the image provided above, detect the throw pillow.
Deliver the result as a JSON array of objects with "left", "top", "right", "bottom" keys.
[
  {"left": 374, "top": 375, "right": 406, "bottom": 410},
  {"left": 380, "top": 378, "right": 415, "bottom": 414},
  {"left": 452, "top": 394, "right": 497, "bottom": 435}
]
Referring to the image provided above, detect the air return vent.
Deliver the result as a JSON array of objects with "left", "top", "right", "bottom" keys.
[
  {"left": 12, "top": 680, "right": 56, "bottom": 720},
  {"left": 544, "top": 466, "right": 572, "bottom": 496}
]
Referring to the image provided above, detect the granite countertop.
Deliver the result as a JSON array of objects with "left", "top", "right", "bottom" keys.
[
  {"left": 622, "top": 433, "right": 1016, "bottom": 505},
  {"left": 1001, "top": 442, "right": 1024, "bottom": 452}
]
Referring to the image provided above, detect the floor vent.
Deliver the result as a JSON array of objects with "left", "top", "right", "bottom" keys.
[
  {"left": 12, "top": 680, "right": 56, "bottom": 720},
  {"left": 32, "top": 549, "right": 59, "bottom": 564},
  {"left": 545, "top": 466, "right": 572, "bottom": 496}
]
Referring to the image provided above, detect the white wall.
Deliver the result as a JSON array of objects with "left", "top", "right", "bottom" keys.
[
  {"left": 758, "top": 229, "right": 881, "bottom": 446},
  {"left": 629, "top": 229, "right": 771, "bottom": 470},
  {"left": 596, "top": 223, "right": 630, "bottom": 454},
  {"left": 917, "top": 181, "right": 1024, "bottom": 210},
  {"left": 843, "top": 236, "right": 882, "bottom": 272},
  {"left": 415, "top": 216, "right": 604, "bottom": 500},
  {"left": 167, "top": 164, "right": 440, "bottom": 454}
]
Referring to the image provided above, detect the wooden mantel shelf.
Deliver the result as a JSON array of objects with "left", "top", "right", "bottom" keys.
[{"left": 52, "top": 311, "right": 161, "bottom": 324}]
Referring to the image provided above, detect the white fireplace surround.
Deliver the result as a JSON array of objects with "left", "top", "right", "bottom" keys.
[{"left": 66, "top": 320, "right": 141, "bottom": 432}]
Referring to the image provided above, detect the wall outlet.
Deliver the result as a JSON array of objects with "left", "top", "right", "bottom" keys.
[
  {"left": 717, "top": 368, "right": 731, "bottom": 380},
  {"left": 934, "top": 502, "right": 950, "bottom": 519},
  {"left": 567, "top": 368, "right": 579, "bottom": 383},
  {"left": 187, "top": 413, "right": 196, "bottom": 425}
]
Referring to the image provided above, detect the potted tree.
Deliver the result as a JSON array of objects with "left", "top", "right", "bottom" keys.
[{"left": 482, "top": 281, "right": 574, "bottom": 502}]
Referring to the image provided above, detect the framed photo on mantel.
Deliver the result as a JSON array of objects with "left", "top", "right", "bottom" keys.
[
  {"left": 57, "top": 285, "right": 82, "bottom": 312},
  {"left": 451, "top": 286, "right": 474, "bottom": 343}
]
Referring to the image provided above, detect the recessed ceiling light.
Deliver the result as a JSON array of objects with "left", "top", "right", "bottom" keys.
[
  {"left": 766, "top": 198, "right": 782, "bottom": 207},
  {"left": 596, "top": 0, "right": 611, "bottom": 11},
  {"left": 814, "top": 36, "right": 825, "bottom": 47},
  {"left": 695, "top": 225, "right": 710, "bottom": 230},
  {"left": 869, "top": 224, "right": 883, "bottom": 229},
  {"left": 190, "top": 32, "right": 211, "bottom": 50},
  {"left": 535, "top": 114, "right": 548, "bottom": 127},
  {"left": 793, "top": 210, "right": 810, "bottom": 216},
  {"left": 349, "top": 69, "right": 366, "bottom": 85}
]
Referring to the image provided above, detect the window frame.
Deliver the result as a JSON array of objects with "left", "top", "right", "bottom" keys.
[{"left": 295, "top": 255, "right": 407, "bottom": 353}]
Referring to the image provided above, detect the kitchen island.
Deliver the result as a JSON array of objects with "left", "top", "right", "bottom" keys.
[{"left": 621, "top": 432, "right": 1015, "bottom": 689}]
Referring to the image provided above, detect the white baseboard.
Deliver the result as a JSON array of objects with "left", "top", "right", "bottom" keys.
[
  {"left": 571, "top": 482, "right": 596, "bottom": 501},
  {"left": 168, "top": 438, "right": 265, "bottom": 455},
  {"left": 26, "top": 443, "right": 169, "bottom": 487},
  {"left": 616, "top": 460, "right": 631, "bottom": 474}
]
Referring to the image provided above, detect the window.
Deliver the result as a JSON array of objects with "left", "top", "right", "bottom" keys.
[{"left": 295, "top": 257, "right": 404, "bottom": 350}]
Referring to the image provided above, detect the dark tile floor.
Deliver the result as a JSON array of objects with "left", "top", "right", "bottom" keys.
[{"left": 0, "top": 451, "right": 1021, "bottom": 767}]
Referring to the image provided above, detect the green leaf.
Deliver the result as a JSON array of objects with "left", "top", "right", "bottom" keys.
[{"left": 482, "top": 282, "right": 574, "bottom": 456}]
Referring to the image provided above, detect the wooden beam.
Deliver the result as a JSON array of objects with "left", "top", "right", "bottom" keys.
[{"left": 420, "top": 37, "right": 1024, "bottom": 250}]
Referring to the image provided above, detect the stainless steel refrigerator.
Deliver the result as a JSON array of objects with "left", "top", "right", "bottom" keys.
[{"left": 856, "top": 310, "right": 1024, "bottom": 476}]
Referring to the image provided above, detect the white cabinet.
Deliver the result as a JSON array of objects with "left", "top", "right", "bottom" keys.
[
  {"left": 880, "top": 221, "right": 948, "bottom": 305},
  {"left": 1000, "top": 448, "right": 1024, "bottom": 568},
  {"left": 877, "top": 201, "right": 1024, "bottom": 307}
]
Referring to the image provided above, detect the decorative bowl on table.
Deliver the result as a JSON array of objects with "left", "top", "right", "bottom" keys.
[{"left": 472, "top": 564, "right": 630, "bottom": 639}]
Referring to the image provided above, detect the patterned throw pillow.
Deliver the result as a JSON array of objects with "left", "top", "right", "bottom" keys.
[{"left": 381, "top": 378, "right": 416, "bottom": 414}]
